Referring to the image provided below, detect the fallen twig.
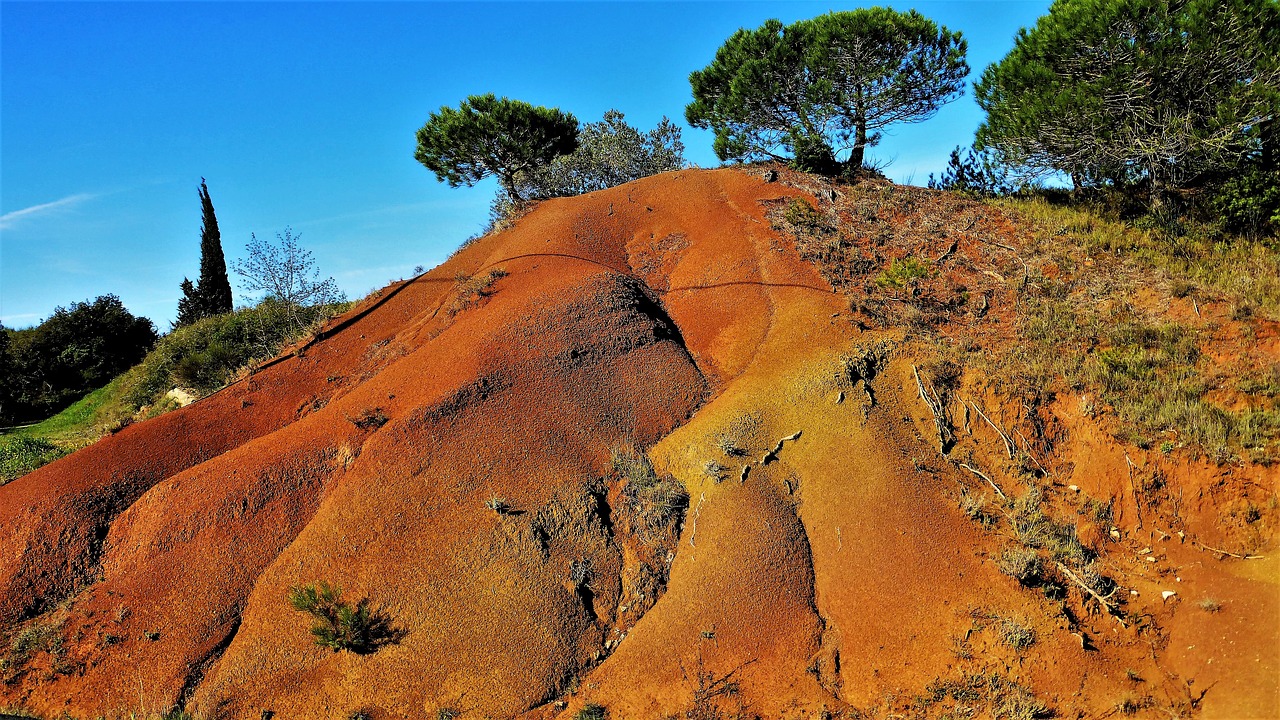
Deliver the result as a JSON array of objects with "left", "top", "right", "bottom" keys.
[
  {"left": 689, "top": 492, "right": 706, "bottom": 548},
  {"left": 968, "top": 399, "right": 1016, "bottom": 459},
  {"left": 1014, "top": 428, "right": 1049, "bottom": 476},
  {"left": 958, "top": 462, "right": 1006, "bottom": 500},
  {"left": 913, "top": 365, "right": 954, "bottom": 453},
  {"left": 1124, "top": 453, "right": 1143, "bottom": 530},
  {"left": 975, "top": 235, "right": 1019, "bottom": 253},
  {"left": 1056, "top": 561, "right": 1122, "bottom": 619},
  {"left": 1192, "top": 540, "right": 1264, "bottom": 560}
]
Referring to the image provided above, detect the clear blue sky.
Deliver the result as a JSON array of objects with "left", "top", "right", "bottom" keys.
[{"left": 1, "top": 1, "right": 1051, "bottom": 330}]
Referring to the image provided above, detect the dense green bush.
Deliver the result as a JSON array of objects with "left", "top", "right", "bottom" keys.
[
  {"left": 1, "top": 295, "right": 157, "bottom": 424},
  {"left": 687, "top": 8, "right": 968, "bottom": 172},
  {"left": 415, "top": 93, "right": 579, "bottom": 202},
  {"left": 975, "top": 0, "right": 1280, "bottom": 205},
  {"left": 1210, "top": 167, "right": 1280, "bottom": 237},
  {"left": 928, "top": 146, "right": 1022, "bottom": 197},
  {"left": 123, "top": 297, "right": 336, "bottom": 407}
]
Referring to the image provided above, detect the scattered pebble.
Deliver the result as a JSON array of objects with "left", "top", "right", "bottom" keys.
[
  {"left": 1130, "top": 590, "right": 1139, "bottom": 596},
  {"left": 1162, "top": 591, "right": 1177, "bottom": 601},
  {"left": 1069, "top": 484, "right": 1080, "bottom": 492},
  {"left": 1147, "top": 556, "right": 1158, "bottom": 563}
]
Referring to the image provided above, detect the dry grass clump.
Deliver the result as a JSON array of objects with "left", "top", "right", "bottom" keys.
[
  {"left": 996, "top": 617, "right": 1037, "bottom": 652},
  {"left": 997, "top": 547, "right": 1043, "bottom": 586},
  {"left": 611, "top": 445, "right": 689, "bottom": 545},
  {"left": 960, "top": 489, "right": 995, "bottom": 526},
  {"left": 0, "top": 620, "right": 66, "bottom": 682},
  {"left": 916, "top": 672, "right": 1051, "bottom": 720},
  {"left": 999, "top": 196, "right": 1280, "bottom": 317},
  {"left": 447, "top": 268, "right": 509, "bottom": 316},
  {"left": 1115, "top": 694, "right": 1155, "bottom": 715},
  {"left": 769, "top": 178, "right": 1018, "bottom": 332}
]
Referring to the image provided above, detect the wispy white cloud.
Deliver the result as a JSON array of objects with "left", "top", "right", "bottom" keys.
[
  {"left": 0, "top": 312, "right": 41, "bottom": 328},
  {"left": 0, "top": 193, "right": 96, "bottom": 230}
]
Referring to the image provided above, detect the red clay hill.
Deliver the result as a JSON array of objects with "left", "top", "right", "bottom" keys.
[{"left": 1, "top": 168, "right": 1276, "bottom": 719}]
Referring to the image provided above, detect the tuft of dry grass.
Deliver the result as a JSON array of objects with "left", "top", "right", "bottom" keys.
[{"left": 447, "top": 268, "right": 509, "bottom": 316}]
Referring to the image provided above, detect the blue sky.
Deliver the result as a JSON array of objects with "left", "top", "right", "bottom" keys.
[{"left": 1, "top": 1, "right": 1051, "bottom": 329}]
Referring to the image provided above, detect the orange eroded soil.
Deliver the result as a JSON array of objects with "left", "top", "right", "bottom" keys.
[{"left": 1, "top": 168, "right": 1275, "bottom": 719}]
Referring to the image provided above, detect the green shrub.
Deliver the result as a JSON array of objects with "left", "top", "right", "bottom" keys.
[
  {"left": 1211, "top": 167, "right": 1280, "bottom": 237},
  {"left": 0, "top": 436, "right": 68, "bottom": 484},
  {"left": 286, "top": 581, "right": 399, "bottom": 654},
  {"left": 782, "top": 198, "right": 832, "bottom": 235},
  {"left": 928, "top": 146, "right": 1022, "bottom": 197},
  {"left": 125, "top": 297, "right": 341, "bottom": 407},
  {"left": 875, "top": 257, "right": 930, "bottom": 289},
  {"left": 575, "top": 704, "right": 606, "bottom": 720}
]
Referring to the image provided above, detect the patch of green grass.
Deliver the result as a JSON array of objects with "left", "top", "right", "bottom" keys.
[
  {"left": 875, "top": 256, "right": 931, "bottom": 289},
  {"left": 987, "top": 290, "right": 1279, "bottom": 462},
  {"left": 0, "top": 436, "right": 68, "bottom": 484},
  {"left": 575, "top": 704, "right": 606, "bottom": 720},
  {"left": 973, "top": 197, "right": 1280, "bottom": 462},
  {"left": 781, "top": 198, "right": 832, "bottom": 234},
  {"left": 998, "top": 196, "right": 1280, "bottom": 317}
]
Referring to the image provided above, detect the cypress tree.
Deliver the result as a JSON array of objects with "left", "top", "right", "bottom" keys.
[
  {"left": 196, "top": 178, "right": 232, "bottom": 314},
  {"left": 176, "top": 178, "right": 233, "bottom": 324},
  {"left": 175, "top": 278, "right": 201, "bottom": 326}
]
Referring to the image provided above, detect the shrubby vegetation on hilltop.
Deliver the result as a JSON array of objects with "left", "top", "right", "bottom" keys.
[
  {"left": 0, "top": 295, "right": 157, "bottom": 426},
  {"left": 488, "top": 110, "right": 687, "bottom": 228}
]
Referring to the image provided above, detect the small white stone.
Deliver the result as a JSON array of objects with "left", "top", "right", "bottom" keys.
[
  {"left": 1162, "top": 591, "right": 1177, "bottom": 600},
  {"left": 1139, "top": 547, "right": 1153, "bottom": 554},
  {"left": 1147, "top": 556, "right": 1158, "bottom": 562},
  {"left": 1110, "top": 528, "right": 1121, "bottom": 539},
  {"left": 1069, "top": 484, "right": 1080, "bottom": 492},
  {"left": 1130, "top": 590, "right": 1139, "bottom": 596}
]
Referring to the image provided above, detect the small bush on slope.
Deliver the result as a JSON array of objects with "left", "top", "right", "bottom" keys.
[{"left": 286, "top": 582, "right": 400, "bottom": 654}]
